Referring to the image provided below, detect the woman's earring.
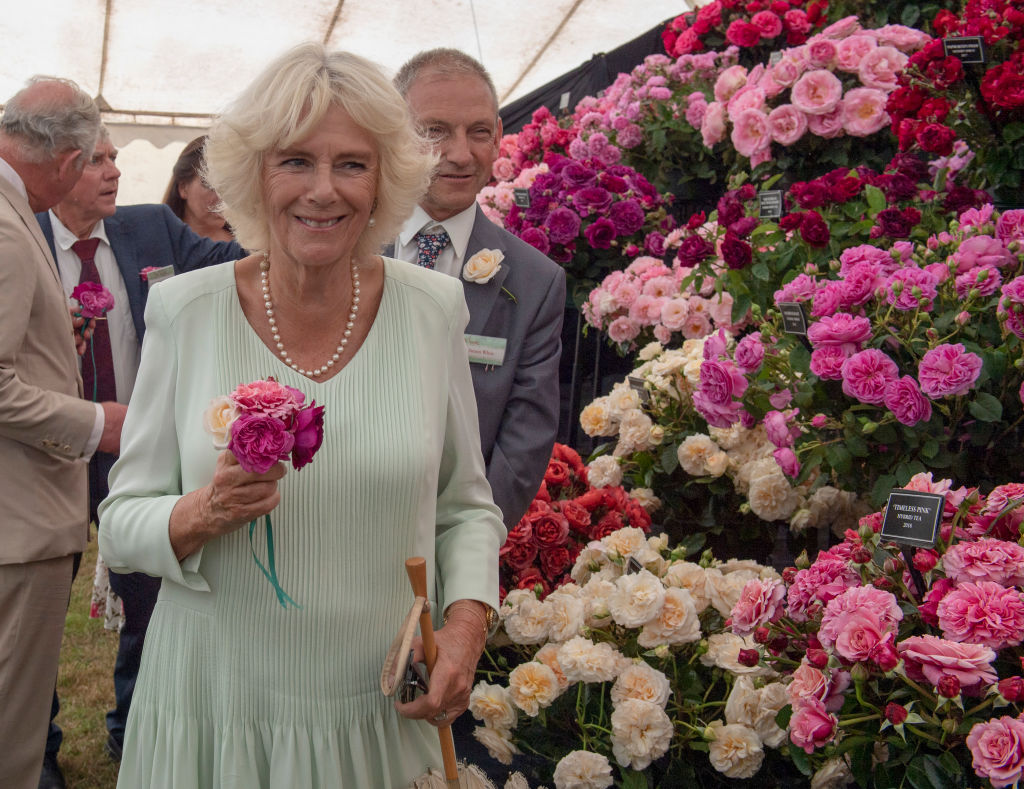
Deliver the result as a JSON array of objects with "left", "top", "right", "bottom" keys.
[{"left": 368, "top": 216, "right": 376, "bottom": 227}]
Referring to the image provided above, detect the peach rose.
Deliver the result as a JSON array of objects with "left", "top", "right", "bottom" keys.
[{"left": 462, "top": 248, "right": 504, "bottom": 283}]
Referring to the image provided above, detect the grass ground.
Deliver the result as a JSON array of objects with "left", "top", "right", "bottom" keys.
[{"left": 53, "top": 529, "right": 120, "bottom": 788}]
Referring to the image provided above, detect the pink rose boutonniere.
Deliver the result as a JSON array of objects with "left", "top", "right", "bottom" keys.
[
  {"left": 203, "top": 377, "right": 326, "bottom": 608},
  {"left": 139, "top": 266, "right": 160, "bottom": 282},
  {"left": 70, "top": 281, "right": 115, "bottom": 400}
]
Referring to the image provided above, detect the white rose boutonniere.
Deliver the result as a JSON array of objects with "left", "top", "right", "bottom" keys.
[{"left": 463, "top": 248, "right": 504, "bottom": 283}]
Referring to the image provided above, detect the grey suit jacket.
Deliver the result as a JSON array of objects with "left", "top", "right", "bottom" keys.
[
  {"left": 393, "top": 205, "right": 565, "bottom": 527},
  {"left": 0, "top": 176, "right": 96, "bottom": 564}
]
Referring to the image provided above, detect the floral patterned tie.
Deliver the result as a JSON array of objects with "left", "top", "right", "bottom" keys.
[{"left": 414, "top": 228, "right": 450, "bottom": 270}]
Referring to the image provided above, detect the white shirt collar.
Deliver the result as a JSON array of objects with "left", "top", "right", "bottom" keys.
[
  {"left": 398, "top": 203, "right": 478, "bottom": 264},
  {"left": 0, "top": 156, "right": 28, "bottom": 202},
  {"left": 48, "top": 210, "right": 109, "bottom": 251}
]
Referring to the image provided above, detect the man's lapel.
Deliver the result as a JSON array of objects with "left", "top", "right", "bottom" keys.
[
  {"left": 462, "top": 206, "right": 510, "bottom": 336},
  {"left": 0, "top": 178, "right": 61, "bottom": 286},
  {"left": 103, "top": 212, "right": 147, "bottom": 339}
]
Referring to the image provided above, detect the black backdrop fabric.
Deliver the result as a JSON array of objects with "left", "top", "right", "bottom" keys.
[{"left": 499, "top": 17, "right": 672, "bottom": 133}]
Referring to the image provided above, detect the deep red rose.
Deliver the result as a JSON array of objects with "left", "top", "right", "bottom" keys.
[
  {"left": 717, "top": 197, "right": 745, "bottom": 227},
  {"left": 290, "top": 402, "right": 325, "bottom": 470},
  {"left": 754, "top": 626, "right": 771, "bottom": 643},
  {"left": 525, "top": 499, "right": 551, "bottom": 519},
  {"left": 540, "top": 546, "right": 572, "bottom": 580},
  {"left": 729, "top": 215, "right": 759, "bottom": 238},
  {"left": 879, "top": 173, "right": 918, "bottom": 203},
  {"left": 829, "top": 177, "right": 862, "bottom": 203},
  {"left": 603, "top": 486, "right": 630, "bottom": 510},
  {"left": 544, "top": 459, "right": 571, "bottom": 489},
  {"left": 505, "top": 519, "right": 533, "bottom": 545},
  {"left": 686, "top": 210, "right": 707, "bottom": 230},
  {"left": 889, "top": 152, "right": 929, "bottom": 182},
  {"left": 558, "top": 500, "right": 592, "bottom": 534},
  {"left": 591, "top": 511, "right": 624, "bottom": 540},
  {"left": 886, "top": 86, "right": 925, "bottom": 119},
  {"left": 676, "top": 234, "right": 715, "bottom": 267},
  {"left": 925, "top": 56, "right": 964, "bottom": 90},
  {"left": 552, "top": 443, "right": 585, "bottom": 474},
  {"left": 938, "top": 674, "right": 961, "bottom": 699},
  {"left": 726, "top": 19, "right": 762, "bottom": 47},
  {"left": 721, "top": 233, "right": 753, "bottom": 269},
  {"left": 531, "top": 511, "right": 570, "bottom": 549},
  {"left": 851, "top": 546, "right": 873, "bottom": 564},
  {"left": 625, "top": 499, "right": 652, "bottom": 532},
  {"left": 885, "top": 702, "right": 909, "bottom": 725},
  {"left": 737, "top": 648, "right": 761, "bottom": 667},
  {"left": 873, "top": 642, "right": 900, "bottom": 672},
  {"left": 798, "top": 211, "right": 830, "bottom": 248},
  {"left": 806, "top": 648, "right": 829, "bottom": 668},
  {"left": 791, "top": 181, "right": 830, "bottom": 209},
  {"left": 535, "top": 480, "right": 552, "bottom": 503},
  {"left": 515, "top": 568, "right": 549, "bottom": 597},
  {"left": 916, "top": 123, "right": 956, "bottom": 156},
  {"left": 933, "top": 9, "right": 960, "bottom": 38},
  {"left": 912, "top": 549, "right": 939, "bottom": 572},
  {"left": 1000, "top": 677, "right": 1024, "bottom": 702},
  {"left": 575, "top": 488, "right": 605, "bottom": 511},
  {"left": 918, "top": 97, "right": 951, "bottom": 123},
  {"left": 895, "top": 118, "right": 921, "bottom": 151},
  {"left": 500, "top": 540, "right": 538, "bottom": 571},
  {"left": 583, "top": 217, "right": 617, "bottom": 249},
  {"left": 877, "top": 207, "right": 914, "bottom": 238},
  {"left": 779, "top": 212, "right": 804, "bottom": 232}
]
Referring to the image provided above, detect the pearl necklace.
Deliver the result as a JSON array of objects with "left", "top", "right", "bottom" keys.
[{"left": 260, "top": 252, "right": 360, "bottom": 377}]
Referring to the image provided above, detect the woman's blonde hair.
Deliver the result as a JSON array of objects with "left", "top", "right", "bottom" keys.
[{"left": 204, "top": 43, "right": 436, "bottom": 257}]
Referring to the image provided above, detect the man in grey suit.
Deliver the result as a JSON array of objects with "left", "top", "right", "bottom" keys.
[
  {"left": 393, "top": 49, "right": 566, "bottom": 532},
  {"left": 394, "top": 50, "right": 565, "bottom": 780},
  {"left": 0, "top": 76, "right": 124, "bottom": 789},
  {"left": 34, "top": 127, "right": 245, "bottom": 787}
]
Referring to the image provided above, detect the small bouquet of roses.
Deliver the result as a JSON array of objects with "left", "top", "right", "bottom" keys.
[
  {"left": 70, "top": 281, "right": 115, "bottom": 400},
  {"left": 203, "top": 377, "right": 325, "bottom": 607}
]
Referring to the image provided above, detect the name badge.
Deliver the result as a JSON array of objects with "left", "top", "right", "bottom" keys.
[
  {"left": 145, "top": 265, "right": 175, "bottom": 286},
  {"left": 880, "top": 489, "right": 945, "bottom": 548},
  {"left": 465, "top": 334, "right": 506, "bottom": 366}
]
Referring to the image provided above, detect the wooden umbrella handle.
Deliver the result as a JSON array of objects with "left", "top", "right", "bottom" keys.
[{"left": 405, "top": 557, "right": 459, "bottom": 785}]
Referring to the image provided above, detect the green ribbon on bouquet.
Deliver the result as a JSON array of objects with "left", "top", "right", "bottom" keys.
[{"left": 248, "top": 514, "right": 301, "bottom": 610}]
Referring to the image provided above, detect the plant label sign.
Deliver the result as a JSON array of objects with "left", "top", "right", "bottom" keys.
[
  {"left": 779, "top": 302, "right": 808, "bottom": 335},
  {"left": 758, "top": 190, "right": 784, "bottom": 220},
  {"left": 513, "top": 188, "right": 531, "bottom": 208},
  {"left": 880, "top": 490, "right": 945, "bottom": 548},
  {"left": 628, "top": 376, "right": 651, "bottom": 405},
  {"left": 943, "top": 36, "right": 986, "bottom": 65}
]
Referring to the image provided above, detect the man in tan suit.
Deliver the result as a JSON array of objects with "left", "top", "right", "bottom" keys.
[{"left": 0, "top": 76, "right": 124, "bottom": 789}]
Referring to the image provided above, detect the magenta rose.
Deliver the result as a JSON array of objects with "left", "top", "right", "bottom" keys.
[
  {"left": 290, "top": 402, "right": 325, "bottom": 470},
  {"left": 519, "top": 226, "right": 551, "bottom": 255},
  {"left": 917, "top": 343, "right": 983, "bottom": 398},
  {"left": 944, "top": 539, "right": 1024, "bottom": 588},
  {"left": 573, "top": 186, "right": 613, "bottom": 216},
  {"left": 764, "top": 410, "right": 796, "bottom": 448},
  {"left": 1000, "top": 276, "right": 1024, "bottom": 338},
  {"left": 734, "top": 334, "right": 765, "bottom": 373},
  {"left": 230, "top": 379, "right": 305, "bottom": 423},
  {"left": 71, "top": 281, "right": 116, "bottom": 318},
  {"left": 938, "top": 581, "right": 1024, "bottom": 650},
  {"left": 809, "top": 345, "right": 850, "bottom": 380},
  {"left": 806, "top": 313, "right": 871, "bottom": 350},
  {"left": 228, "top": 413, "right": 295, "bottom": 474},
  {"left": 883, "top": 376, "right": 932, "bottom": 426},
  {"left": 583, "top": 217, "right": 617, "bottom": 249},
  {"left": 730, "top": 578, "right": 786, "bottom": 636},
  {"left": 773, "top": 447, "right": 800, "bottom": 478},
  {"left": 544, "top": 207, "right": 582, "bottom": 245},
  {"left": 696, "top": 359, "right": 748, "bottom": 406},
  {"left": 841, "top": 349, "right": 899, "bottom": 405},
  {"left": 899, "top": 634, "right": 997, "bottom": 689},
  {"left": 608, "top": 199, "right": 645, "bottom": 236},
  {"left": 789, "top": 698, "right": 838, "bottom": 754},
  {"left": 967, "top": 717, "right": 1024, "bottom": 789},
  {"left": 996, "top": 209, "right": 1024, "bottom": 243},
  {"left": 811, "top": 282, "right": 843, "bottom": 318},
  {"left": 952, "top": 235, "right": 1015, "bottom": 273},
  {"left": 955, "top": 266, "right": 1001, "bottom": 299}
]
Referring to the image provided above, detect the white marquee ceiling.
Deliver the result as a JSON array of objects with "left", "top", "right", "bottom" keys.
[{"left": 1, "top": 0, "right": 688, "bottom": 124}]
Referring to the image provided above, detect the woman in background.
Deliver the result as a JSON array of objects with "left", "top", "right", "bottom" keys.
[{"left": 162, "top": 135, "right": 233, "bottom": 241}]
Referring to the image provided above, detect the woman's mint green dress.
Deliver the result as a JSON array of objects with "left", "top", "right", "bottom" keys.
[{"left": 99, "top": 259, "right": 504, "bottom": 788}]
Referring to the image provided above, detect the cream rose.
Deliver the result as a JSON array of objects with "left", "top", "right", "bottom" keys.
[
  {"left": 202, "top": 395, "right": 239, "bottom": 449},
  {"left": 638, "top": 587, "right": 701, "bottom": 647},
  {"left": 701, "top": 633, "right": 775, "bottom": 676},
  {"left": 610, "top": 699, "right": 673, "bottom": 770},
  {"left": 579, "top": 399, "right": 617, "bottom": 437},
  {"left": 586, "top": 455, "right": 622, "bottom": 488},
  {"left": 558, "top": 636, "right": 626, "bottom": 683},
  {"left": 545, "top": 591, "right": 586, "bottom": 643},
  {"left": 662, "top": 561, "right": 712, "bottom": 613},
  {"left": 611, "top": 661, "right": 672, "bottom": 708},
  {"left": 462, "top": 248, "right": 504, "bottom": 283},
  {"left": 724, "top": 676, "right": 761, "bottom": 728},
  {"left": 677, "top": 434, "right": 719, "bottom": 475},
  {"left": 581, "top": 577, "right": 617, "bottom": 628},
  {"left": 609, "top": 570, "right": 666, "bottom": 628},
  {"left": 707, "top": 720, "right": 764, "bottom": 779},
  {"left": 473, "top": 725, "right": 519, "bottom": 765},
  {"left": 601, "top": 526, "right": 648, "bottom": 558},
  {"left": 810, "top": 755, "right": 855, "bottom": 789},
  {"left": 508, "top": 661, "right": 561, "bottom": 716},
  {"left": 469, "top": 681, "right": 518, "bottom": 731},
  {"left": 705, "top": 450, "right": 731, "bottom": 477},
  {"left": 503, "top": 595, "right": 551, "bottom": 645},
  {"left": 535, "top": 643, "right": 571, "bottom": 691},
  {"left": 552, "top": 750, "right": 614, "bottom": 789},
  {"left": 755, "top": 682, "right": 789, "bottom": 748}
]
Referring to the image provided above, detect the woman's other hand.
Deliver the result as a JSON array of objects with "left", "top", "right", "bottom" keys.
[
  {"left": 395, "top": 600, "right": 488, "bottom": 727},
  {"left": 169, "top": 451, "right": 286, "bottom": 560}
]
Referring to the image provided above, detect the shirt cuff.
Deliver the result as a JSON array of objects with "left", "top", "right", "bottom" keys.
[{"left": 83, "top": 402, "right": 104, "bottom": 460}]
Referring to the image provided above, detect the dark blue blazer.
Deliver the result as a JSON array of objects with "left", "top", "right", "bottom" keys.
[{"left": 36, "top": 203, "right": 246, "bottom": 342}]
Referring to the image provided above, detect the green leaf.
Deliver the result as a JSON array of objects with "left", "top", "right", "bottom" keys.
[
  {"left": 864, "top": 184, "right": 887, "bottom": 214},
  {"left": 901, "top": 4, "right": 921, "bottom": 26},
  {"left": 906, "top": 754, "right": 954, "bottom": 789},
  {"left": 921, "top": 439, "right": 939, "bottom": 459},
  {"left": 775, "top": 704, "right": 793, "bottom": 729},
  {"left": 969, "top": 392, "right": 1003, "bottom": 423},
  {"left": 621, "top": 769, "right": 649, "bottom": 789},
  {"left": 660, "top": 444, "right": 679, "bottom": 474},
  {"left": 787, "top": 744, "right": 812, "bottom": 776},
  {"left": 751, "top": 262, "right": 771, "bottom": 281},
  {"left": 788, "top": 342, "right": 811, "bottom": 373},
  {"left": 849, "top": 741, "right": 874, "bottom": 787},
  {"left": 872, "top": 474, "right": 898, "bottom": 506},
  {"left": 1004, "top": 122, "right": 1024, "bottom": 144},
  {"left": 825, "top": 444, "right": 852, "bottom": 475},
  {"left": 732, "top": 290, "right": 753, "bottom": 323},
  {"left": 846, "top": 434, "right": 869, "bottom": 457}
]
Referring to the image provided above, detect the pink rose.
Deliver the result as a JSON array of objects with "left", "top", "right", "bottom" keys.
[
  {"left": 713, "top": 65, "right": 748, "bottom": 103},
  {"left": 938, "top": 581, "right": 1024, "bottom": 650},
  {"left": 807, "top": 313, "right": 872, "bottom": 350},
  {"left": 811, "top": 281, "right": 843, "bottom": 317},
  {"left": 858, "top": 46, "right": 908, "bottom": 91},
  {"left": 869, "top": 25, "right": 932, "bottom": 53},
  {"left": 955, "top": 266, "right": 1002, "bottom": 299},
  {"left": 839, "top": 244, "right": 896, "bottom": 275},
  {"left": 832, "top": 610, "right": 895, "bottom": 663},
  {"left": 629, "top": 294, "right": 667, "bottom": 325},
  {"left": 653, "top": 324, "right": 672, "bottom": 344},
  {"left": 810, "top": 345, "right": 851, "bottom": 380},
  {"left": 806, "top": 107, "right": 845, "bottom": 138},
  {"left": 228, "top": 413, "right": 295, "bottom": 474},
  {"left": 730, "top": 578, "right": 786, "bottom": 636},
  {"left": 967, "top": 717, "right": 1024, "bottom": 789},
  {"left": 841, "top": 87, "right": 889, "bottom": 137},
  {"left": 841, "top": 349, "right": 899, "bottom": 405},
  {"left": 886, "top": 266, "right": 939, "bottom": 311},
  {"left": 789, "top": 698, "right": 838, "bottom": 754},
  {"left": 290, "top": 402, "right": 325, "bottom": 470},
  {"left": 684, "top": 96, "right": 707, "bottom": 129},
  {"left": 820, "top": 15, "right": 861, "bottom": 39},
  {"left": 784, "top": 9, "right": 812, "bottom": 34},
  {"left": 787, "top": 661, "right": 850, "bottom": 712},
  {"left": 952, "top": 235, "right": 1015, "bottom": 273},
  {"left": 764, "top": 410, "right": 796, "bottom": 447},
  {"left": 884, "top": 376, "right": 932, "bottom": 426},
  {"left": 771, "top": 57, "right": 803, "bottom": 88},
  {"left": 734, "top": 333, "right": 765, "bottom": 373},
  {"left": 944, "top": 539, "right": 1024, "bottom": 588},
  {"left": 701, "top": 102, "right": 727, "bottom": 147},
  {"left": 70, "top": 281, "right": 116, "bottom": 318},
  {"left": 491, "top": 157, "right": 515, "bottom": 181},
  {"left": 750, "top": 11, "right": 783, "bottom": 39},
  {"left": 681, "top": 310, "right": 712, "bottom": 339},
  {"left": 807, "top": 38, "right": 838, "bottom": 69},
  {"left": 727, "top": 86, "right": 767, "bottom": 122},
  {"left": 819, "top": 586, "right": 903, "bottom": 648},
  {"left": 231, "top": 379, "right": 306, "bottom": 423},
  {"left": 660, "top": 298, "right": 690, "bottom": 331},
  {"left": 899, "top": 635, "right": 997, "bottom": 689},
  {"left": 996, "top": 209, "right": 1024, "bottom": 243},
  {"left": 767, "top": 104, "right": 808, "bottom": 145},
  {"left": 790, "top": 70, "right": 843, "bottom": 116},
  {"left": 773, "top": 447, "right": 800, "bottom": 478},
  {"left": 730, "top": 108, "right": 771, "bottom": 157},
  {"left": 786, "top": 554, "right": 861, "bottom": 622},
  {"left": 607, "top": 316, "right": 641, "bottom": 345},
  {"left": 917, "top": 343, "right": 983, "bottom": 398}
]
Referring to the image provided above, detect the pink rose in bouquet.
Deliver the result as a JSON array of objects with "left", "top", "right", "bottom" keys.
[
  {"left": 967, "top": 716, "right": 1024, "bottom": 789},
  {"left": 937, "top": 581, "right": 1024, "bottom": 650},
  {"left": 917, "top": 343, "right": 982, "bottom": 398},
  {"left": 898, "top": 635, "right": 997, "bottom": 690},
  {"left": 943, "top": 539, "right": 1024, "bottom": 588},
  {"left": 71, "top": 281, "right": 115, "bottom": 319},
  {"left": 729, "top": 578, "right": 786, "bottom": 636}
]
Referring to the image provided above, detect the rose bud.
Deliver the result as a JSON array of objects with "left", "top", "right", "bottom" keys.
[
  {"left": 884, "top": 702, "right": 908, "bottom": 725},
  {"left": 806, "top": 648, "right": 829, "bottom": 668},
  {"left": 737, "top": 648, "right": 761, "bottom": 667},
  {"left": 872, "top": 577, "right": 895, "bottom": 591},
  {"left": 883, "top": 557, "right": 904, "bottom": 575},
  {"left": 999, "top": 677, "right": 1024, "bottom": 703},
  {"left": 783, "top": 566, "right": 798, "bottom": 584},
  {"left": 754, "top": 626, "right": 772, "bottom": 644},
  {"left": 768, "top": 635, "right": 789, "bottom": 654},
  {"left": 851, "top": 546, "right": 873, "bottom": 564},
  {"left": 937, "top": 674, "right": 961, "bottom": 699},
  {"left": 805, "top": 634, "right": 822, "bottom": 651},
  {"left": 850, "top": 663, "right": 871, "bottom": 683},
  {"left": 912, "top": 549, "right": 938, "bottom": 572},
  {"left": 872, "top": 643, "right": 900, "bottom": 672}
]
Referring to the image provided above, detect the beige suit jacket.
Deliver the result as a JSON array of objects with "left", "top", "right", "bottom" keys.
[{"left": 0, "top": 175, "right": 96, "bottom": 564}]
